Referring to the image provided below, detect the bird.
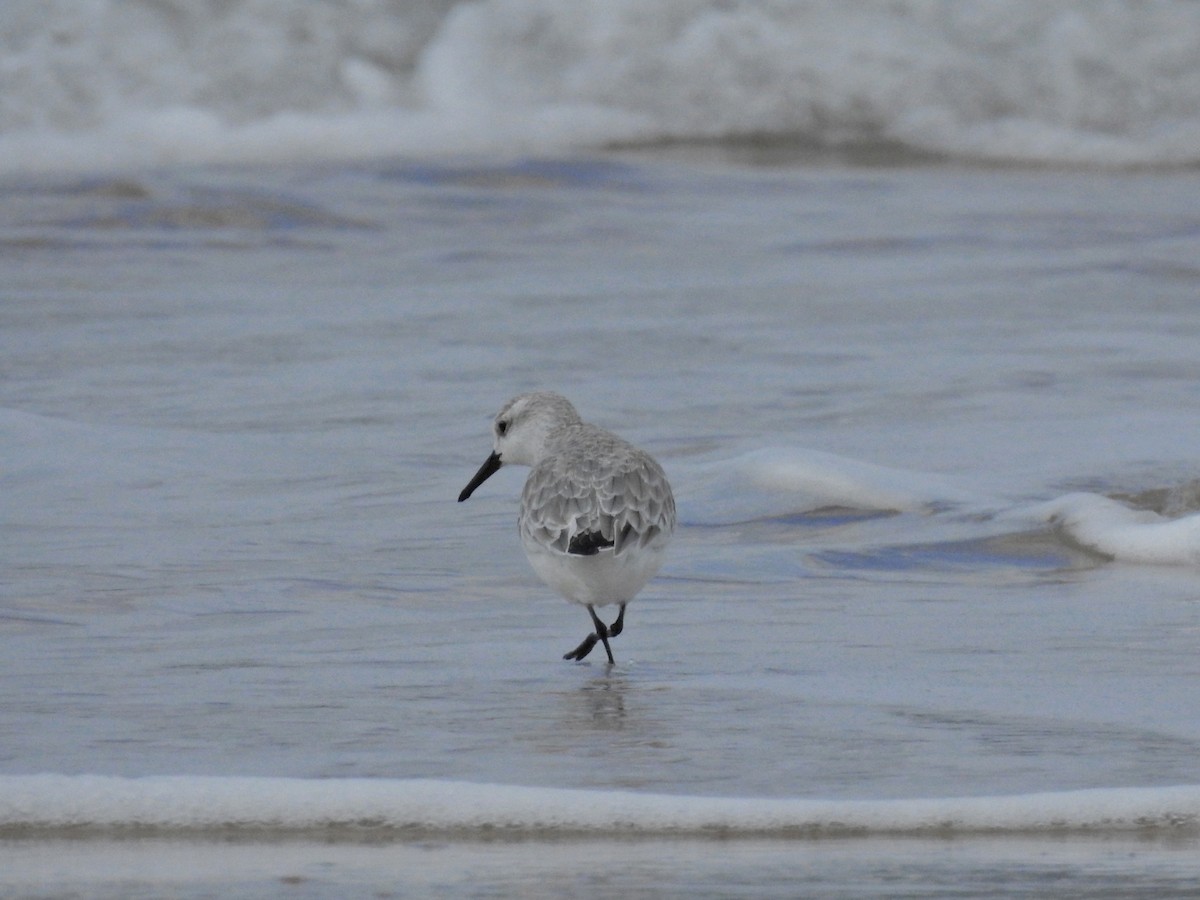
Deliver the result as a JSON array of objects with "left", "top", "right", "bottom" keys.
[{"left": 458, "top": 391, "right": 675, "bottom": 664}]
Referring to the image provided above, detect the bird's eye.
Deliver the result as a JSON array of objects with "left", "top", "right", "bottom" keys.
[{"left": 497, "top": 420, "right": 508, "bottom": 436}]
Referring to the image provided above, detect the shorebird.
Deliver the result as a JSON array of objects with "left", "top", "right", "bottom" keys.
[{"left": 458, "top": 392, "right": 675, "bottom": 663}]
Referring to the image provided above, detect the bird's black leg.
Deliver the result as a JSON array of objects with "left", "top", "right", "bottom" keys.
[
  {"left": 563, "top": 604, "right": 614, "bottom": 664},
  {"left": 608, "top": 603, "right": 626, "bottom": 638}
]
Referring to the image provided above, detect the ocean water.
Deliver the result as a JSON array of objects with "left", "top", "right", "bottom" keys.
[
  {"left": 5, "top": 3, "right": 1200, "bottom": 897},
  {"left": 4, "top": 0, "right": 1200, "bottom": 172}
]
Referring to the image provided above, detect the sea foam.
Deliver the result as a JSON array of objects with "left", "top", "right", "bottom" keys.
[
  {"left": 1034, "top": 493, "right": 1200, "bottom": 566},
  {"left": 2, "top": 775, "right": 1199, "bottom": 837},
  {"left": 679, "top": 447, "right": 981, "bottom": 525},
  {"left": 2, "top": 1, "right": 1199, "bottom": 174}
]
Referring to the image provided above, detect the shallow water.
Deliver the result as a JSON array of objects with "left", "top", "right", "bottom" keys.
[
  {"left": 4, "top": 834, "right": 1200, "bottom": 900},
  {"left": 4, "top": 154, "right": 1200, "bottom": 894}
]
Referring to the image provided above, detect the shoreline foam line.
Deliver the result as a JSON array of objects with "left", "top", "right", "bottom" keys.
[{"left": 1, "top": 776, "right": 1198, "bottom": 839}]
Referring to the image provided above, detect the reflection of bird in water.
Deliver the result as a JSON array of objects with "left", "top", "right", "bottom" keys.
[{"left": 579, "top": 676, "right": 627, "bottom": 729}]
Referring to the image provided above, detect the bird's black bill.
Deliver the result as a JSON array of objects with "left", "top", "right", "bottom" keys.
[{"left": 458, "top": 451, "right": 502, "bottom": 502}]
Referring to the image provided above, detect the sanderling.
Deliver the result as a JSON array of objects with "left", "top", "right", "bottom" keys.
[{"left": 458, "top": 391, "right": 675, "bottom": 664}]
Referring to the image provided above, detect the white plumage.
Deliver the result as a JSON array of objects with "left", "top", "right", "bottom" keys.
[{"left": 458, "top": 391, "right": 675, "bottom": 663}]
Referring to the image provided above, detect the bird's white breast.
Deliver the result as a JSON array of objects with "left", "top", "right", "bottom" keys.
[{"left": 520, "top": 535, "right": 668, "bottom": 607}]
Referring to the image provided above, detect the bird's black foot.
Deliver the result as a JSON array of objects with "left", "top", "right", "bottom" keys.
[
  {"left": 563, "top": 632, "right": 599, "bottom": 661},
  {"left": 608, "top": 604, "right": 626, "bottom": 638},
  {"left": 563, "top": 605, "right": 616, "bottom": 664}
]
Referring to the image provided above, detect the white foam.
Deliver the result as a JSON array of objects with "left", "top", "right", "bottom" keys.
[
  {"left": 679, "top": 447, "right": 979, "bottom": 524},
  {"left": 1032, "top": 493, "right": 1200, "bottom": 566},
  {"left": 2, "top": 1, "right": 1200, "bottom": 174},
  {"left": 2, "top": 775, "right": 1197, "bottom": 837}
]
